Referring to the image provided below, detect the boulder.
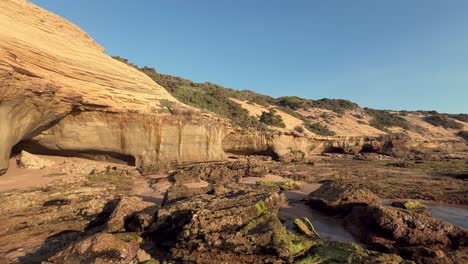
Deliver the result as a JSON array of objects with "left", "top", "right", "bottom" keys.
[
  {"left": 104, "top": 196, "right": 156, "bottom": 233},
  {"left": 307, "top": 181, "right": 382, "bottom": 214},
  {"left": 46, "top": 233, "right": 140, "bottom": 264},
  {"left": 150, "top": 184, "right": 315, "bottom": 262},
  {"left": 172, "top": 159, "right": 270, "bottom": 185},
  {"left": 161, "top": 184, "right": 212, "bottom": 206},
  {"left": 345, "top": 205, "right": 468, "bottom": 263},
  {"left": 170, "top": 170, "right": 200, "bottom": 184},
  {"left": 296, "top": 241, "right": 410, "bottom": 264},
  {"left": 391, "top": 200, "right": 429, "bottom": 215},
  {"left": 19, "top": 151, "right": 55, "bottom": 169},
  {"left": 124, "top": 205, "right": 159, "bottom": 233}
]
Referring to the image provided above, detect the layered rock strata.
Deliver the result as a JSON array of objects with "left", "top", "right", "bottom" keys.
[{"left": 0, "top": 0, "right": 228, "bottom": 174}]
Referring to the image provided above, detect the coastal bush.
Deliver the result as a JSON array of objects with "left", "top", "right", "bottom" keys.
[
  {"left": 294, "top": 126, "right": 305, "bottom": 133},
  {"left": 276, "top": 96, "right": 308, "bottom": 110},
  {"left": 309, "top": 99, "right": 359, "bottom": 114},
  {"left": 423, "top": 115, "right": 463, "bottom": 129},
  {"left": 304, "top": 122, "right": 336, "bottom": 136},
  {"left": 259, "top": 109, "right": 286, "bottom": 128},
  {"left": 449, "top": 114, "right": 468, "bottom": 123},
  {"left": 457, "top": 131, "right": 468, "bottom": 141},
  {"left": 364, "top": 108, "right": 409, "bottom": 132}
]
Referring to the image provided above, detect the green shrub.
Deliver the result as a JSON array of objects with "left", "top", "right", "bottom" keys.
[
  {"left": 309, "top": 99, "right": 359, "bottom": 114},
  {"left": 259, "top": 109, "right": 286, "bottom": 128},
  {"left": 423, "top": 115, "right": 463, "bottom": 129},
  {"left": 364, "top": 108, "right": 409, "bottom": 132},
  {"left": 304, "top": 122, "right": 336, "bottom": 136},
  {"left": 294, "top": 126, "right": 305, "bottom": 133},
  {"left": 276, "top": 96, "right": 308, "bottom": 110},
  {"left": 457, "top": 131, "right": 468, "bottom": 141},
  {"left": 112, "top": 56, "right": 264, "bottom": 129},
  {"left": 449, "top": 114, "right": 468, "bottom": 123}
]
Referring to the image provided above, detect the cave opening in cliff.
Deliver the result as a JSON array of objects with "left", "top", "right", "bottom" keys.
[
  {"left": 12, "top": 140, "right": 136, "bottom": 166},
  {"left": 323, "top": 146, "right": 345, "bottom": 154},
  {"left": 359, "top": 143, "right": 376, "bottom": 153}
]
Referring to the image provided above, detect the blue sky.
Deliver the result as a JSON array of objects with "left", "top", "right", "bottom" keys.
[{"left": 30, "top": 0, "right": 468, "bottom": 113}]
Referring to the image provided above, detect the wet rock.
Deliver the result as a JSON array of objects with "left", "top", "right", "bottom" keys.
[
  {"left": 386, "top": 161, "right": 416, "bottom": 168},
  {"left": 170, "top": 170, "right": 200, "bottom": 184},
  {"left": 46, "top": 233, "right": 140, "bottom": 264},
  {"left": 162, "top": 184, "right": 212, "bottom": 206},
  {"left": 279, "top": 150, "right": 305, "bottom": 163},
  {"left": 173, "top": 158, "right": 270, "bottom": 184},
  {"left": 104, "top": 196, "right": 156, "bottom": 233},
  {"left": 43, "top": 199, "right": 71, "bottom": 207},
  {"left": 391, "top": 200, "right": 429, "bottom": 215},
  {"left": 60, "top": 161, "right": 139, "bottom": 177},
  {"left": 136, "top": 249, "right": 152, "bottom": 262},
  {"left": 256, "top": 180, "right": 301, "bottom": 191},
  {"left": 307, "top": 181, "right": 382, "bottom": 214},
  {"left": 293, "top": 217, "right": 320, "bottom": 238},
  {"left": 150, "top": 185, "right": 315, "bottom": 262},
  {"left": 124, "top": 205, "right": 158, "bottom": 233},
  {"left": 19, "top": 151, "right": 56, "bottom": 169},
  {"left": 344, "top": 205, "right": 468, "bottom": 263},
  {"left": 296, "top": 241, "right": 410, "bottom": 264}
]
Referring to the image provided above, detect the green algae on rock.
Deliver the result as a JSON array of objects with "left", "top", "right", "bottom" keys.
[
  {"left": 256, "top": 180, "right": 302, "bottom": 191},
  {"left": 294, "top": 217, "right": 320, "bottom": 238},
  {"left": 295, "top": 241, "right": 411, "bottom": 264}
]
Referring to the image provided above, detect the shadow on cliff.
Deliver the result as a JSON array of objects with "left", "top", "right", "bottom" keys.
[{"left": 17, "top": 199, "right": 119, "bottom": 264}]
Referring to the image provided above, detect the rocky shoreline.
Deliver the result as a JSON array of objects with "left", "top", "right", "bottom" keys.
[{"left": 0, "top": 153, "right": 466, "bottom": 263}]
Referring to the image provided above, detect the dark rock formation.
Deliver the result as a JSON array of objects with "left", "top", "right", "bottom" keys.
[
  {"left": 345, "top": 205, "right": 468, "bottom": 263},
  {"left": 149, "top": 185, "right": 315, "bottom": 262},
  {"left": 104, "top": 196, "right": 156, "bottom": 233},
  {"left": 171, "top": 158, "right": 270, "bottom": 184},
  {"left": 46, "top": 233, "right": 140, "bottom": 264},
  {"left": 307, "top": 181, "right": 382, "bottom": 214}
]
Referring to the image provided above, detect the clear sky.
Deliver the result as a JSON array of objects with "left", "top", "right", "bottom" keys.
[{"left": 29, "top": 0, "right": 468, "bottom": 113}]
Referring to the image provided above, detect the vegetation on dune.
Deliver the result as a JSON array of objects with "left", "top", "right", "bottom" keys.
[
  {"left": 304, "top": 122, "right": 336, "bottom": 136},
  {"left": 259, "top": 109, "right": 286, "bottom": 128},
  {"left": 276, "top": 96, "right": 359, "bottom": 114},
  {"left": 116, "top": 56, "right": 468, "bottom": 138},
  {"left": 456, "top": 131, "right": 468, "bottom": 141},
  {"left": 448, "top": 114, "right": 468, "bottom": 123},
  {"left": 276, "top": 96, "right": 309, "bottom": 110},
  {"left": 308, "top": 98, "right": 359, "bottom": 114},
  {"left": 112, "top": 56, "right": 361, "bottom": 124},
  {"left": 364, "top": 108, "right": 409, "bottom": 132},
  {"left": 423, "top": 115, "right": 463, "bottom": 129},
  {"left": 294, "top": 125, "right": 305, "bottom": 133}
]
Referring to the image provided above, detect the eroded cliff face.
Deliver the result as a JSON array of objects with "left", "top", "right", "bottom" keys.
[
  {"left": 0, "top": 0, "right": 227, "bottom": 174},
  {"left": 27, "top": 112, "right": 227, "bottom": 170},
  {"left": 223, "top": 131, "right": 468, "bottom": 159}
]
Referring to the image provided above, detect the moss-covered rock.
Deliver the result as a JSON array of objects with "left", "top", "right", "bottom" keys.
[
  {"left": 150, "top": 184, "right": 316, "bottom": 262},
  {"left": 401, "top": 200, "right": 427, "bottom": 210},
  {"left": 47, "top": 233, "right": 140, "bottom": 263},
  {"left": 295, "top": 241, "right": 410, "bottom": 264},
  {"left": 307, "top": 181, "right": 381, "bottom": 214},
  {"left": 344, "top": 205, "right": 468, "bottom": 263},
  {"left": 256, "top": 180, "right": 302, "bottom": 191},
  {"left": 294, "top": 217, "right": 320, "bottom": 238}
]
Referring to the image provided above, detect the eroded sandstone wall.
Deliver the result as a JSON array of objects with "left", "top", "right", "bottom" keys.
[
  {"left": 0, "top": 0, "right": 227, "bottom": 174},
  {"left": 27, "top": 112, "right": 227, "bottom": 170},
  {"left": 223, "top": 131, "right": 467, "bottom": 159}
]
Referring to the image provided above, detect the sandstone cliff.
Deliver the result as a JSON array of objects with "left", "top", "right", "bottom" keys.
[{"left": 0, "top": 0, "right": 227, "bottom": 174}]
